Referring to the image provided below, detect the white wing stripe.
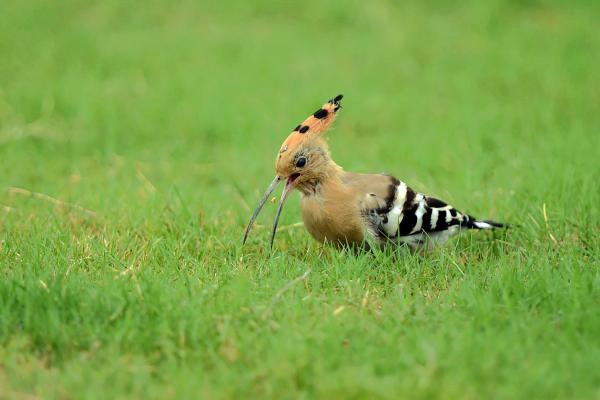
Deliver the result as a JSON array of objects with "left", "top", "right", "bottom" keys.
[
  {"left": 430, "top": 208, "right": 439, "bottom": 230},
  {"left": 396, "top": 181, "right": 407, "bottom": 205},
  {"left": 410, "top": 198, "right": 427, "bottom": 234},
  {"left": 445, "top": 211, "right": 453, "bottom": 223},
  {"left": 383, "top": 206, "right": 401, "bottom": 236}
]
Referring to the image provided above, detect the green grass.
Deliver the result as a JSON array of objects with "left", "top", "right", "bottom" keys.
[{"left": 1, "top": 0, "right": 599, "bottom": 398}]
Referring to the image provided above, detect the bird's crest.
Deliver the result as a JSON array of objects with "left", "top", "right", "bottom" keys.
[{"left": 278, "top": 94, "right": 343, "bottom": 156}]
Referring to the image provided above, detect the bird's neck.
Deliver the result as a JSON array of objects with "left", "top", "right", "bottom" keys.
[{"left": 296, "top": 160, "right": 344, "bottom": 196}]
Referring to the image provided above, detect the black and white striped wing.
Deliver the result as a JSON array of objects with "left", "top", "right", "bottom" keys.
[{"left": 366, "top": 179, "right": 501, "bottom": 248}]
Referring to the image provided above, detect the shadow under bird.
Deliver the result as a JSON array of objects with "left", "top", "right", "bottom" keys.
[{"left": 243, "top": 95, "right": 505, "bottom": 250}]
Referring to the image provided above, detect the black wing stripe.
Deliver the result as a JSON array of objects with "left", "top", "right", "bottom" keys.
[
  {"left": 404, "top": 187, "right": 416, "bottom": 206},
  {"left": 425, "top": 197, "right": 447, "bottom": 208},
  {"left": 421, "top": 208, "right": 432, "bottom": 233},
  {"left": 399, "top": 207, "right": 417, "bottom": 236},
  {"left": 398, "top": 188, "right": 418, "bottom": 236},
  {"left": 435, "top": 210, "right": 448, "bottom": 231}
]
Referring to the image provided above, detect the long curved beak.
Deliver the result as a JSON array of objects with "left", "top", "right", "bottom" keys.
[
  {"left": 270, "top": 175, "right": 297, "bottom": 249},
  {"left": 242, "top": 176, "right": 280, "bottom": 244}
]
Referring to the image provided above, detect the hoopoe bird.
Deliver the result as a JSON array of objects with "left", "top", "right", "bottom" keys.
[{"left": 243, "top": 95, "right": 505, "bottom": 250}]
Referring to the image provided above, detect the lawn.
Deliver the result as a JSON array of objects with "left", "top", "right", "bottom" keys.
[{"left": 1, "top": 0, "right": 599, "bottom": 398}]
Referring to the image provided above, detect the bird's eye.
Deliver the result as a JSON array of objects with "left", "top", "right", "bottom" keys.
[{"left": 296, "top": 156, "right": 307, "bottom": 168}]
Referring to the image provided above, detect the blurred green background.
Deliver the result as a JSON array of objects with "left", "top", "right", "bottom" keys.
[{"left": 1, "top": 0, "right": 599, "bottom": 398}]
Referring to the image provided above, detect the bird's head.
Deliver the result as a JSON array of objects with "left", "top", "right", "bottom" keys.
[{"left": 243, "top": 94, "right": 343, "bottom": 248}]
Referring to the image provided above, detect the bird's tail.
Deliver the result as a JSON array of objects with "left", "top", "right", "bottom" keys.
[{"left": 462, "top": 215, "right": 507, "bottom": 230}]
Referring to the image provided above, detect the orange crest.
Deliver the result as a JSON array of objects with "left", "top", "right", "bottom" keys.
[{"left": 278, "top": 95, "right": 343, "bottom": 156}]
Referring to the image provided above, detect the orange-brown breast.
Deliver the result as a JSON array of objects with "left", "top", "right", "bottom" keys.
[{"left": 299, "top": 176, "right": 365, "bottom": 246}]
